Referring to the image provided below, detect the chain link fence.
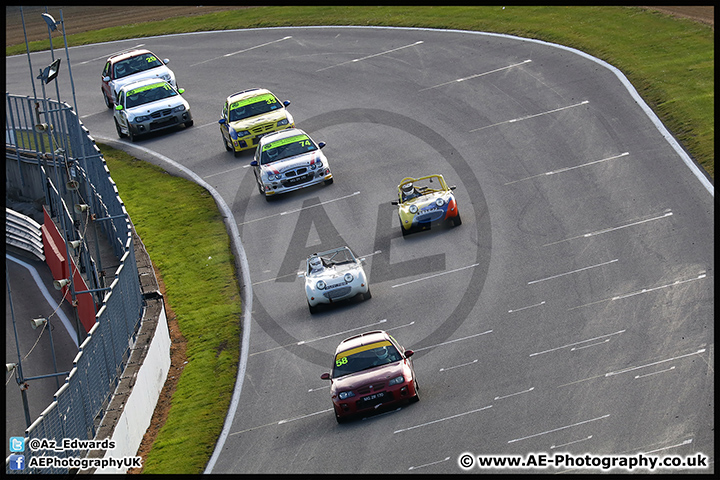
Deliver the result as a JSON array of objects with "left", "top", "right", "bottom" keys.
[{"left": 6, "top": 93, "right": 145, "bottom": 474}]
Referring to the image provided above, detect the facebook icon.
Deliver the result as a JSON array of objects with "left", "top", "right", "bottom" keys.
[{"left": 9, "top": 454, "right": 25, "bottom": 470}]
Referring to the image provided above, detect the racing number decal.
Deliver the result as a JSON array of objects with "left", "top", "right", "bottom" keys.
[{"left": 336, "top": 356, "right": 348, "bottom": 367}]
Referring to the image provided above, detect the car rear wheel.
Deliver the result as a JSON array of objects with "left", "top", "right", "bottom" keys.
[
  {"left": 184, "top": 120, "right": 194, "bottom": 128},
  {"left": 103, "top": 90, "right": 113, "bottom": 109}
]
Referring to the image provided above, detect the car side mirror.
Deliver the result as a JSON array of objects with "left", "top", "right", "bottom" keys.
[
  {"left": 391, "top": 201, "right": 398, "bottom": 205},
  {"left": 404, "top": 350, "right": 414, "bottom": 358},
  {"left": 320, "top": 373, "right": 331, "bottom": 380},
  {"left": 283, "top": 100, "right": 291, "bottom": 107},
  {"left": 178, "top": 87, "right": 185, "bottom": 94},
  {"left": 318, "top": 142, "right": 326, "bottom": 149},
  {"left": 450, "top": 185, "right": 457, "bottom": 190},
  {"left": 297, "top": 271, "right": 305, "bottom": 278},
  {"left": 163, "top": 58, "right": 170, "bottom": 64},
  {"left": 115, "top": 105, "right": 123, "bottom": 111},
  {"left": 218, "top": 118, "right": 226, "bottom": 125},
  {"left": 359, "top": 257, "right": 366, "bottom": 264},
  {"left": 250, "top": 160, "right": 258, "bottom": 167},
  {"left": 102, "top": 76, "right": 110, "bottom": 82}
]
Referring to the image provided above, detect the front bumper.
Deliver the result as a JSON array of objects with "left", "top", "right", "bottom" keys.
[
  {"left": 130, "top": 109, "right": 192, "bottom": 136},
  {"left": 333, "top": 380, "right": 416, "bottom": 418},
  {"left": 262, "top": 169, "right": 333, "bottom": 198},
  {"left": 307, "top": 278, "right": 367, "bottom": 307}
]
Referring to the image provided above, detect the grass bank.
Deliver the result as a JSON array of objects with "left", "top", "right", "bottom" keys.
[{"left": 99, "top": 144, "right": 241, "bottom": 473}]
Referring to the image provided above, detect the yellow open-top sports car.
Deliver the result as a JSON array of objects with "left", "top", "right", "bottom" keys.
[{"left": 391, "top": 174, "right": 461, "bottom": 236}]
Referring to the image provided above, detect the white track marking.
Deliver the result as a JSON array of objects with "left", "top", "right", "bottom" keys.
[
  {"left": 527, "top": 259, "right": 618, "bottom": 285},
  {"left": 529, "top": 330, "right": 625, "bottom": 357},
  {"left": 470, "top": 100, "right": 589, "bottom": 132},
  {"left": 413, "top": 330, "right": 493, "bottom": 352},
  {"left": 508, "top": 414, "right": 610, "bottom": 443},
  {"left": 191, "top": 36, "right": 292, "bottom": 66},
  {"left": 391, "top": 263, "right": 479, "bottom": 288},
  {"left": 504, "top": 152, "right": 630, "bottom": 185},
  {"left": 419, "top": 59, "right": 531, "bottom": 91},
  {"left": 544, "top": 210, "right": 673, "bottom": 247},
  {"left": 317, "top": 41, "right": 424, "bottom": 71},
  {"left": 394, "top": 405, "right": 493, "bottom": 434},
  {"left": 238, "top": 191, "right": 360, "bottom": 226}
]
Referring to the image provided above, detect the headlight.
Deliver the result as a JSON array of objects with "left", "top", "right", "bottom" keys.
[
  {"left": 161, "top": 73, "right": 171, "bottom": 81},
  {"left": 273, "top": 174, "right": 283, "bottom": 181},
  {"left": 344, "top": 273, "right": 354, "bottom": 283},
  {"left": 277, "top": 118, "right": 289, "bottom": 127},
  {"left": 436, "top": 198, "right": 445, "bottom": 207},
  {"left": 231, "top": 129, "right": 250, "bottom": 139},
  {"left": 134, "top": 115, "right": 150, "bottom": 123},
  {"left": 316, "top": 280, "right": 326, "bottom": 290},
  {"left": 409, "top": 205, "right": 418, "bottom": 214},
  {"left": 388, "top": 375, "right": 405, "bottom": 386},
  {"left": 338, "top": 391, "right": 355, "bottom": 400},
  {"left": 172, "top": 105, "right": 186, "bottom": 113}
]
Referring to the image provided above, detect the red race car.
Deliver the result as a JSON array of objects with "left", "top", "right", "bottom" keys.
[{"left": 321, "top": 330, "right": 419, "bottom": 423}]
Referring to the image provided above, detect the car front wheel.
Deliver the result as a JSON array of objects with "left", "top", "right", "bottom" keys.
[
  {"left": 114, "top": 119, "right": 126, "bottom": 139},
  {"left": 409, "top": 380, "right": 420, "bottom": 403}
]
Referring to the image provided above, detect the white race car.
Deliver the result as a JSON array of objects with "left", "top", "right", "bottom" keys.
[
  {"left": 250, "top": 128, "right": 333, "bottom": 200},
  {"left": 299, "top": 246, "right": 371, "bottom": 314}
]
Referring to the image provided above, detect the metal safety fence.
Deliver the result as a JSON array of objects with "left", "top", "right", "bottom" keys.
[{"left": 6, "top": 93, "right": 144, "bottom": 474}]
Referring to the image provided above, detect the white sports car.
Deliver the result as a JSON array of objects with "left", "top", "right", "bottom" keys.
[
  {"left": 250, "top": 128, "right": 333, "bottom": 200},
  {"left": 299, "top": 246, "right": 371, "bottom": 314}
]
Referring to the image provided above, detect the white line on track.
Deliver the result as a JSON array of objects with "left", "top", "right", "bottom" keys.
[
  {"left": 419, "top": 59, "right": 532, "bottom": 91},
  {"left": 504, "top": 152, "right": 630, "bottom": 185},
  {"left": 569, "top": 271, "right": 707, "bottom": 310},
  {"left": 527, "top": 259, "right": 618, "bottom": 285},
  {"left": 203, "top": 165, "right": 246, "bottom": 179},
  {"left": 238, "top": 191, "right": 360, "bottom": 226},
  {"left": 190, "top": 36, "right": 293, "bottom": 66},
  {"left": 552, "top": 435, "right": 593, "bottom": 450},
  {"left": 635, "top": 365, "right": 675, "bottom": 379},
  {"left": 494, "top": 386, "right": 534, "bottom": 401},
  {"left": 544, "top": 210, "right": 673, "bottom": 247},
  {"left": 408, "top": 456, "right": 451, "bottom": 471},
  {"left": 470, "top": 100, "right": 589, "bottom": 132},
  {"left": 605, "top": 349, "right": 705, "bottom": 377},
  {"left": 413, "top": 330, "right": 492, "bottom": 352},
  {"left": 316, "top": 41, "right": 424, "bottom": 71},
  {"left": 394, "top": 405, "right": 493, "bottom": 434},
  {"left": 642, "top": 438, "right": 692, "bottom": 455},
  {"left": 391, "top": 263, "right": 479, "bottom": 288},
  {"left": 439, "top": 359, "right": 478, "bottom": 372},
  {"left": 277, "top": 408, "right": 333, "bottom": 425},
  {"left": 529, "top": 330, "right": 625, "bottom": 357},
  {"left": 508, "top": 300, "right": 545, "bottom": 313},
  {"left": 570, "top": 338, "right": 610, "bottom": 352},
  {"left": 507, "top": 414, "right": 610, "bottom": 443},
  {"left": 249, "top": 318, "right": 387, "bottom": 356}
]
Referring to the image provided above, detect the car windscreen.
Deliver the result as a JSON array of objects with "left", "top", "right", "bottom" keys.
[
  {"left": 229, "top": 93, "right": 282, "bottom": 122},
  {"left": 332, "top": 341, "right": 401, "bottom": 378},
  {"left": 125, "top": 83, "right": 176, "bottom": 108},
  {"left": 259, "top": 133, "right": 317, "bottom": 165},
  {"left": 114, "top": 53, "right": 163, "bottom": 79}
]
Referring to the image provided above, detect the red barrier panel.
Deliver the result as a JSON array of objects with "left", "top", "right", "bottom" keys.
[{"left": 42, "top": 206, "right": 97, "bottom": 333}]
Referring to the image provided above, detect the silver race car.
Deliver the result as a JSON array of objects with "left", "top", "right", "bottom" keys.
[
  {"left": 251, "top": 128, "right": 333, "bottom": 200},
  {"left": 299, "top": 246, "right": 371, "bottom": 314}
]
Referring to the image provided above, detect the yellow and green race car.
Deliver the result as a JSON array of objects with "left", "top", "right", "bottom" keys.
[
  {"left": 391, "top": 174, "right": 462, "bottom": 236},
  {"left": 218, "top": 88, "right": 294, "bottom": 156}
]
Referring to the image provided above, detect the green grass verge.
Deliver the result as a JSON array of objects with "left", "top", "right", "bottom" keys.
[
  {"left": 99, "top": 144, "right": 241, "bottom": 473},
  {"left": 7, "top": 6, "right": 714, "bottom": 178},
  {"left": 17, "top": 5, "right": 711, "bottom": 474}
]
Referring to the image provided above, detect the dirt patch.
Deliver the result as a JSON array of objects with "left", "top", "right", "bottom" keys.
[{"left": 5, "top": 6, "right": 250, "bottom": 47}]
